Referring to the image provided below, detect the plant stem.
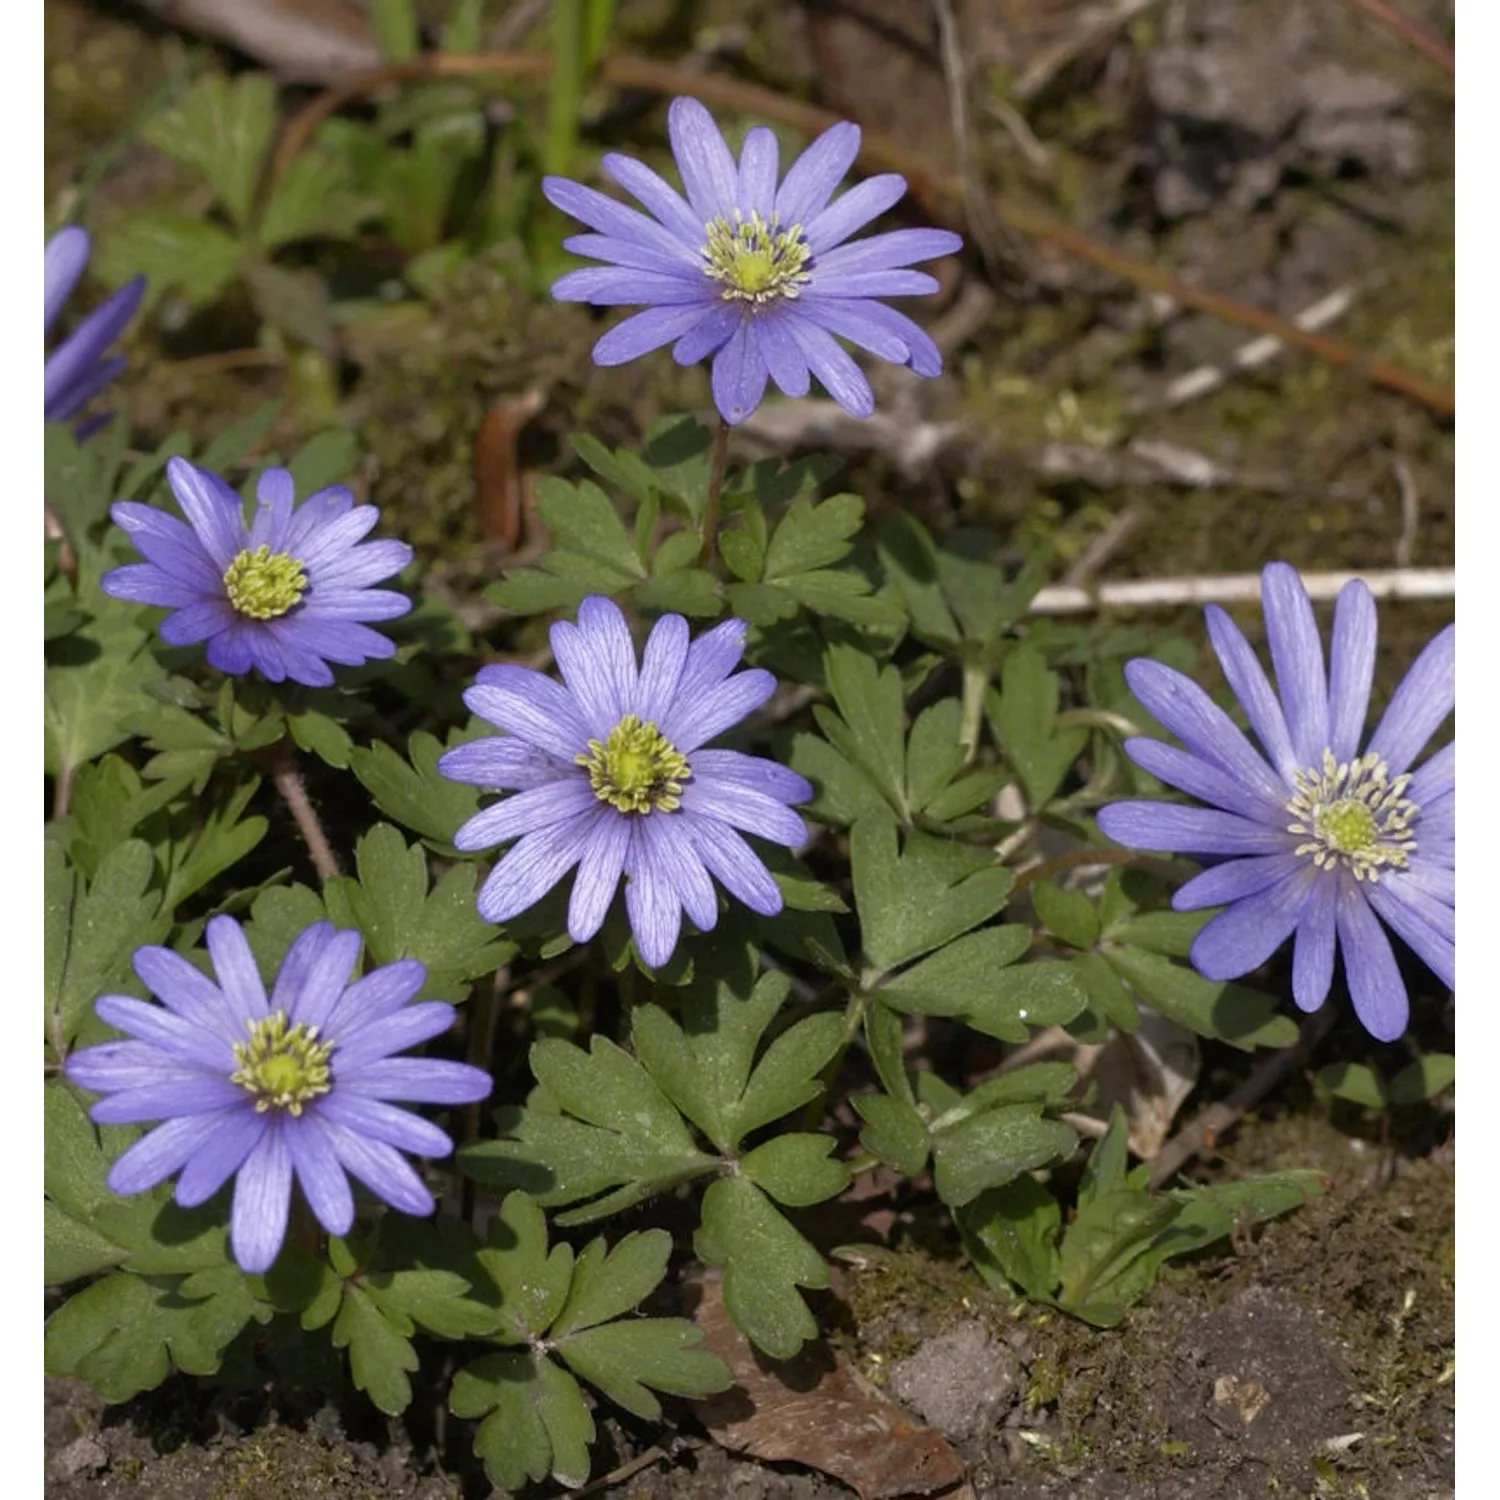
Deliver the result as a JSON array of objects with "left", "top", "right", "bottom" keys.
[
  {"left": 696, "top": 418, "right": 731, "bottom": 570},
  {"left": 271, "top": 744, "right": 342, "bottom": 881}
]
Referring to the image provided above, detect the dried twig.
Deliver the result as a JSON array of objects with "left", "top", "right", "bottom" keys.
[
  {"left": 1060, "top": 504, "right": 1147, "bottom": 587},
  {"left": 1343, "top": 0, "right": 1455, "bottom": 76},
  {"left": 1028, "top": 567, "right": 1453, "bottom": 616},
  {"left": 1392, "top": 457, "right": 1420, "bottom": 567},
  {"left": 269, "top": 53, "right": 1455, "bottom": 418},
  {"left": 1013, "top": 0, "right": 1166, "bottom": 101},
  {"left": 1147, "top": 1007, "right": 1336, "bottom": 1189},
  {"left": 1148, "top": 284, "right": 1360, "bottom": 412},
  {"left": 132, "top": 0, "right": 381, "bottom": 83}
]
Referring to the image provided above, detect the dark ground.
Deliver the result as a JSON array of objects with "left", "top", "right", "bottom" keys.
[{"left": 44, "top": 0, "right": 1454, "bottom": 1495}]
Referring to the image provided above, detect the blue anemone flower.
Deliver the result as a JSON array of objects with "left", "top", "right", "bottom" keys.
[
  {"left": 1097, "top": 563, "right": 1454, "bottom": 1042},
  {"left": 45, "top": 226, "right": 145, "bottom": 429},
  {"left": 102, "top": 456, "right": 414, "bottom": 688},
  {"left": 439, "top": 596, "right": 813, "bottom": 968},
  {"left": 542, "top": 96, "right": 963, "bottom": 425},
  {"left": 65, "top": 917, "right": 493, "bottom": 1274}
]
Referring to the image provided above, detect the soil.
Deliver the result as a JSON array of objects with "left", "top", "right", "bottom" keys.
[{"left": 44, "top": 0, "right": 1454, "bottom": 1495}]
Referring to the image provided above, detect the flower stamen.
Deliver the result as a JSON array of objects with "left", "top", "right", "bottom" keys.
[
  {"left": 224, "top": 545, "right": 308, "bottom": 620},
  {"left": 231, "top": 1011, "right": 333, "bottom": 1114},
  {"left": 577, "top": 713, "right": 691, "bottom": 814},
  {"left": 701, "top": 211, "right": 811, "bottom": 305},
  {"left": 1286, "top": 749, "right": 1419, "bottom": 882}
]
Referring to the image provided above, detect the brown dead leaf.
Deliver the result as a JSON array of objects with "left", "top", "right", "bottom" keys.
[
  {"left": 687, "top": 1269, "right": 967, "bottom": 1500},
  {"left": 474, "top": 391, "right": 544, "bottom": 549}
]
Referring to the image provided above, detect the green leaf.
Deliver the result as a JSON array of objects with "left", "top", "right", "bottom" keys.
[
  {"left": 1103, "top": 945, "right": 1298, "bottom": 1051},
  {"left": 778, "top": 569, "right": 905, "bottom": 631},
  {"left": 468, "top": 1353, "right": 595, "bottom": 1491},
  {"left": 1032, "top": 880, "right": 1101, "bottom": 949},
  {"left": 286, "top": 428, "right": 361, "bottom": 495},
  {"left": 242, "top": 883, "right": 327, "bottom": 978},
  {"left": 559, "top": 1319, "right": 731, "bottom": 1421},
  {"left": 47, "top": 839, "right": 165, "bottom": 1052},
  {"left": 141, "top": 71, "right": 276, "bottom": 228},
  {"left": 630, "top": 961, "right": 841, "bottom": 1154},
  {"left": 348, "top": 729, "right": 481, "bottom": 847},
  {"left": 45, "top": 588, "right": 168, "bottom": 781},
  {"left": 244, "top": 259, "right": 336, "bottom": 353},
  {"left": 823, "top": 643, "right": 907, "bottom": 813},
  {"left": 787, "top": 730, "right": 890, "bottom": 826},
  {"left": 196, "top": 399, "right": 282, "bottom": 474},
  {"left": 1387, "top": 1053, "right": 1455, "bottom": 1105},
  {"left": 1076, "top": 1106, "right": 1131, "bottom": 1212},
  {"left": 537, "top": 476, "right": 648, "bottom": 579},
  {"left": 330, "top": 1283, "right": 420, "bottom": 1415},
  {"left": 476, "top": 1192, "right": 575, "bottom": 1343},
  {"left": 852, "top": 817, "right": 1014, "bottom": 974},
  {"left": 853, "top": 1092, "right": 930, "bottom": 1175},
  {"left": 1317, "top": 1060, "right": 1388, "bottom": 1108},
  {"left": 551, "top": 1230, "right": 671, "bottom": 1339},
  {"left": 741, "top": 1133, "right": 850, "bottom": 1207},
  {"left": 764, "top": 493, "right": 864, "bottom": 576},
  {"left": 643, "top": 414, "right": 713, "bottom": 519},
  {"left": 986, "top": 647, "right": 1088, "bottom": 810},
  {"left": 287, "top": 708, "right": 354, "bottom": 769},
  {"left": 461, "top": 1040, "right": 718, "bottom": 1224},
  {"left": 931, "top": 1105, "right": 1077, "bottom": 1208},
  {"left": 94, "top": 214, "right": 244, "bottom": 306},
  {"left": 258, "top": 148, "right": 376, "bottom": 248},
  {"left": 633, "top": 566, "right": 723, "bottom": 617},
  {"left": 571, "top": 432, "right": 660, "bottom": 506},
  {"left": 1072, "top": 950, "right": 1141, "bottom": 1033},
  {"left": 904, "top": 699, "right": 967, "bottom": 813},
  {"left": 45, "top": 418, "right": 130, "bottom": 549},
  {"left": 160, "top": 777, "right": 268, "bottom": 911},
  {"left": 1057, "top": 1186, "right": 1182, "bottom": 1321},
  {"left": 323, "top": 824, "right": 516, "bottom": 1001},
  {"left": 695, "top": 1176, "right": 829, "bottom": 1358},
  {"left": 957, "top": 1174, "right": 1063, "bottom": 1302}
]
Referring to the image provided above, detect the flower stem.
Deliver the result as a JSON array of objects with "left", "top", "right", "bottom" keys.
[
  {"left": 696, "top": 418, "right": 731, "bottom": 570},
  {"left": 271, "top": 744, "right": 342, "bottom": 881}
]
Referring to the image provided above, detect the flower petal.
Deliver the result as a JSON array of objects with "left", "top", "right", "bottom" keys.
[
  {"left": 1291, "top": 873, "right": 1338, "bottom": 1013},
  {"left": 453, "top": 777, "right": 599, "bottom": 852},
  {"left": 1124, "top": 658, "right": 1289, "bottom": 805},
  {"left": 668, "top": 96, "right": 739, "bottom": 222},
  {"left": 624, "top": 822, "right": 683, "bottom": 968},
  {"left": 754, "top": 312, "right": 813, "bottom": 398},
  {"left": 1367, "top": 624, "right": 1455, "bottom": 775},
  {"left": 1097, "top": 801, "right": 1290, "bottom": 856},
  {"left": 1172, "top": 853, "right": 1303, "bottom": 911},
  {"left": 465, "top": 664, "right": 591, "bottom": 760},
  {"left": 783, "top": 316, "right": 874, "bottom": 418},
  {"left": 316, "top": 1092, "right": 455, "bottom": 1155},
  {"left": 338, "top": 1057, "right": 492, "bottom": 1105},
  {"left": 1188, "top": 864, "right": 1315, "bottom": 980},
  {"left": 1336, "top": 886, "right": 1409, "bottom": 1041},
  {"left": 567, "top": 811, "right": 632, "bottom": 944},
  {"left": 633, "top": 613, "right": 691, "bottom": 725},
  {"left": 323, "top": 1121, "right": 434, "bottom": 1214},
  {"left": 166, "top": 457, "right": 247, "bottom": 571},
  {"left": 812, "top": 225, "right": 963, "bottom": 273},
  {"left": 542, "top": 176, "right": 701, "bottom": 268},
  {"left": 684, "top": 814, "right": 782, "bottom": 916},
  {"left": 286, "top": 1115, "right": 355, "bottom": 1236},
  {"left": 664, "top": 667, "right": 777, "bottom": 751},
  {"left": 438, "top": 736, "right": 572, "bottom": 791},
  {"left": 1363, "top": 877, "right": 1455, "bottom": 991},
  {"left": 602, "top": 151, "right": 705, "bottom": 243},
  {"left": 711, "top": 317, "right": 770, "bottom": 425},
  {"left": 1326, "top": 579, "right": 1377, "bottom": 763},
  {"left": 688, "top": 749, "right": 813, "bottom": 804},
  {"left": 737, "top": 126, "right": 780, "bottom": 219},
  {"left": 593, "top": 304, "right": 717, "bottom": 366},
  {"left": 176, "top": 1109, "right": 267, "bottom": 1206},
  {"left": 1121, "top": 737, "right": 1281, "bottom": 823},
  {"left": 553, "top": 266, "right": 708, "bottom": 305},
  {"left": 230, "top": 1126, "right": 294, "bottom": 1272},
  {"left": 679, "top": 776, "right": 806, "bottom": 847},
  {"left": 640, "top": 813, "right": 718, "bottom": 932},
  {"left": 1261, "top": 562, "right": 1329, "bottom": 766},
  {"left": 104, "top": 1114, "right": 223, "bottom": 1196},
  {"left": 775, "top": 122, "right": 862, "bottom": 225},
  {"left": 475, "top": 814, "right": 596, "bottom": 923}
]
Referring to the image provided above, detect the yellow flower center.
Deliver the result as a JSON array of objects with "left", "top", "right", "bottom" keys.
[
  {"left": 223, "top": 545, "right": 308, "bottom": 620},
  {"left": 230, "top": 1010, "right": 333, "bottom": 1115},
  {"left": 701, "top": 211, "right": 812, "bottom": 305},
  {"left": 1285, "top": 749, "right": 1419, "bottom": 882},
  {"left": 576, "top": 713, "right": 691, "bottom": 814}
]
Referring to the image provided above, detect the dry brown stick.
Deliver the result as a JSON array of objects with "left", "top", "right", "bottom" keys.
[
  {"left": 1343, "top": 0, "right": 1455, "bottom": 76},
  {"left": 1147, "top": 1006, "right": 1336, "bottom": 1189},
  {"left": 271, "top": 745, "right": 342, "bottom": 881},
  {"left": 270, "top": 53, "right": 1454, "bottom": 419}
]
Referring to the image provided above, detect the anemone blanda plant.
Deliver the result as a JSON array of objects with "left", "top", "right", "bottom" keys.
[
  {"left": 45, "top": 225, "right": 145, "bottom": 429},
  {"left": 65, "top": 917, "right": 492, "bottom": 1273},
  {"left": 102, "top": 456, "right": 414, "bottom": 688},
  {"left": 1097, "top": 562, "right": 1454, "bottom": 1042},
  {"left": 541, "top": 96, "right": 963, "bottom": 426},
  {"left": 438, "top": 595, "right": 812, "bottom": 968}
]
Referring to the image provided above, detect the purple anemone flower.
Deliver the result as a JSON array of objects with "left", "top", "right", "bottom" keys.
[
  {"left": 65, "top": 917, "right": 492, "bottom": 1274},
  {"left": 438, "top": 595, "right": 813, "bottom": 968},
  {"left": 102, "top": 456, "right": 414, "bottom": 689},
  {"left": 1097, "top": 563, "right": 1454, "bottom": 1042},
  {"left": 45, "top": 226, "right": 145, "bottom": 428},
  {"left": 541, "top": 95, "right": 963, "bottom": 426}
]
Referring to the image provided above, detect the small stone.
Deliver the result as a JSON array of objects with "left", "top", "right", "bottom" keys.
[
  {"left": 887, "top": 1321, "right": 1019, "bottom": 1442},
  {"left": 52, "top": 1436, "right": 108, "bottom": 1478}
]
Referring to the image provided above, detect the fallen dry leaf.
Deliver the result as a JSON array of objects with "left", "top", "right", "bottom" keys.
[
  {"left": 474, "top": 391, "right": 544, "bottom": 549},
  {"left": 687, "top": 1269, "right": 967, "bottom": 1500}
]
